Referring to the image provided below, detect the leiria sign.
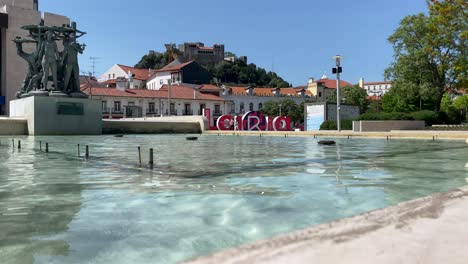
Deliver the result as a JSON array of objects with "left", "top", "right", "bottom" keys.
[{"left": 216, "top": 111, "right": 292, "bottom": 131}]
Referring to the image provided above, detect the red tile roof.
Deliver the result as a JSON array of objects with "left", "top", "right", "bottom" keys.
[
  {"left": 117, "top": 64, "right": 154, "bottom": 81},
  {"left": 81, "top": 86, "right": 225, "bottom": 101},
  {"left": 316, "top": 79, "right": 353, "bottom": 89},
  {"left": 156, "top": 61, "right": 194, "bottom": 73},
  {"left": 229, "top": 86, "right": 310, "bottom": 97},
  {"left": 199, "top": 84, "right": 222, "bottom": 91},
  {"left": 367, "top": 95, "right": 382, "bottom": 101}
]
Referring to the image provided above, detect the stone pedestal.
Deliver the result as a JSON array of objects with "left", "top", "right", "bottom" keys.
[{"left": 10, "top": 96, "right": 102, "bottom": 135}]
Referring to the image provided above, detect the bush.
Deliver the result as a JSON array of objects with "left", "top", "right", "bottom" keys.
[
  {"left": 360, "top": 112, "right": 413, "bottom": 121},
  {"left": 320, "top": 119, "right": 354, "bottom": 130},
  {"left": 410, "top": 110, "right": 438, "bottom": 126}
]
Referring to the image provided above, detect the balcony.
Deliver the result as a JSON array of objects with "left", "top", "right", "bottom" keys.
[
  {"left": 213, "top": 111, "right": 222, "bottom": 116},
  {"left": 182, "top": 110, "right": 193, "bottom": 116}
]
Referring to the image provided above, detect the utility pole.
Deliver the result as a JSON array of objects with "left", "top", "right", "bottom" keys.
[
  {"left": 332, "top": 55, "right": 343, "bottom": 132},
  {"left": 167, "top": 80, "right": 172, "bottom": 116}
]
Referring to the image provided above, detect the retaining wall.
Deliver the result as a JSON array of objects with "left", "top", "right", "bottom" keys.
[
  {"left": 103, "top": 116, "right": 208, "bottom": 134},
  {"left": 353, "top": 120, "right": 425, "bottom": 132},
  {"left": 0, "top": 117, "right": 27, "bottom": 135}
]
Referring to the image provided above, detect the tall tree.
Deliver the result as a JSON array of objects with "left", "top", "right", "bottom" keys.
[
  {"left": 134, "top": 52, "right": 170, "bottom": 69},
  {"left": 384, "top": 0, "right": 468, "bottom": 111},
  {"left": 327, "top": 85, "right": 369, "bottom": 113}
]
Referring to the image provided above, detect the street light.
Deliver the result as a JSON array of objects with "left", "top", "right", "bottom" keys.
[
  {"left": 371, "top": 87, "right": 383, "bottom": 112},
  {"left": 332, "top": 55, "right": 343, "bottom": 132},
  {"left": 279, "top": 103, "right": 282, "bottom": 116}
]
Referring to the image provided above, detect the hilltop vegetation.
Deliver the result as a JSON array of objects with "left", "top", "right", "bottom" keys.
[{"left": 134, "top": 51, "right": 291, "bottom": 88}]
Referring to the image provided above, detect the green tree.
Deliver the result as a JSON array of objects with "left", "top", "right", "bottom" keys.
[
  {"left": 206, "top": 60, "right": 290, "bottom": 87},
  {"left": 134, "top": 52, "right": 170, "bottom": 69},
  {"left": 453, "top": 95, "right": 468, "bottom": 122},
  {"left": 260, "top": 99, "right": 305, "bottom": 123},
  {"left": 327, "top": 85, "right": 369, "bottom": 113},
  {"left": 385, "top": 0, "right": 468, "bottom": 112}
]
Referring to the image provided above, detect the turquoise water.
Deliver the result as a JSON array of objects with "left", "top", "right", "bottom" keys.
[{"left": 0, "top": 135, "right": 467, "bottom": 264}]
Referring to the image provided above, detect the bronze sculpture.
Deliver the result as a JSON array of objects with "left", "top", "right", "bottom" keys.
[{"left": 14, "top": 22, "right": 87, "bottom": 98}]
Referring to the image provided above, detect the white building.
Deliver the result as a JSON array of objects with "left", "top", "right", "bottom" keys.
[
  {"left": 359, "top": 78, "right": 392, "bottom": 96},
  {"left": 81, "top": 83, "right": 227, "bottom": 126},
  {"left": 146, "top": 60, "right": 211, "bottom": 90},
  {"left": 221, "top": 85, "right": 313, "bottom": 115},
  {"left": 99, "top": 64, "right": 153, "bottom": 89}
]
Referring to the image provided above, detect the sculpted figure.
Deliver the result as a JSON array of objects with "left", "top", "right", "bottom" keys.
[
  {"left": 62, "top": 32, "right": 86, "bottom": 93},
  {"left": 13, "top": 38, "right": 43, "bottom": 96},
  {"left": 41, "top": 31, "right": 60, "bottom": 92}
]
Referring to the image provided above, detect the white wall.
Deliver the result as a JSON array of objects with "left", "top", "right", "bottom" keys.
[
  {"left": 222, "top": 95, "right": 306, "bottom": 115},
  {"left": 94, "top": 95, "right": 224, "bottom": 118},
  {"left": 99, "top": 64, "right": 127, "bottom": 82},
  {"left": 364, "top": 83, "right": 392, "bottom": 96},
  {"left": 147, "top": 72, "right": 182, "bottom": 90}
]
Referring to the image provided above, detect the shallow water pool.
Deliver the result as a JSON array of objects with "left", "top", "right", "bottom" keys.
[{"left": 0, "top": 135, "right": 467, "bottom": 263}]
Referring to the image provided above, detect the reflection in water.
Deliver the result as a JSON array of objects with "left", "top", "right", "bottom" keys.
[
  {"left": 0, "top": 135, "right": 467, "bottom": 264},
  {"left": 0, "top": 140, "right": 83, "bottom": 264}
]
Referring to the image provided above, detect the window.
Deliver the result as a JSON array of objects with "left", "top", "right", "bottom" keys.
[
  {"left": 184, "top": 104, "right": 191, "bottom": 115},
  {"left": 112, "top": 73, "right": 115, "bottom": 79},
  {"left": 258, "top": 103, "right": 263, "bottom": 109},
  {"left": 148, "top": 102, "right": 155, "bottom": 113},
  {"left": 108, "top": 74, "right": 111, "bottom": 79},
  {"left": 160, "top": 79, "right": 164, "bottom": 85},
  {"left": 240, "top": 102, "right": 245, "bottom": 112},
  {"left": 114, "top": 101, "right": 121, "bottom": 112},
  {"left": 170, "top": 103, "right": 175, "bottom": 113},
  {"left": 215, "top": 104, "right": 221, "bottom": 115},
  {"left": 249, "top": 102, "right": 254, "bottom": 111},
  {"left": 102, "top": 101, "right": 107, "bottom": 112},
  {"left": 318, "top": 92, "right": 322, "bottom": 97}
]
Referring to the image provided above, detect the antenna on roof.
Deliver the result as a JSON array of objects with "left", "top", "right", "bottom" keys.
[{"left": 89, "top": 56, "right": 100, "bottom": 77}]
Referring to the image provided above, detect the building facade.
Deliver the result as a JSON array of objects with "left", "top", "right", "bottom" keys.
[
  {"left": 221, "top": 85, "right": 313, "bottom": 115},
  {"left": 146, "top": 60, "right": 211, "bottom": 90},
  {"left": 0, "top": 0, "right": 69, "bottom": 115},
  {"left": 305, "top": 75, "right": 354, "bottom": 103},
  {"left": 359, "top": 79, "right": 392, "bottom": 97},
  {"left": 99, "top": 64, "right": 153, "bottom": 89},
  {"left": 81, "top": 83, "right": 228, "bottom": 121}
]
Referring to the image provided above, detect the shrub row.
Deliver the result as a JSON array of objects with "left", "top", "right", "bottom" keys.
[
  {"left": 359, "top": 110, "right": 463, "bottom": 126},
  {"left": 320, "top": 119, "right": 354, "bottom": 130}
]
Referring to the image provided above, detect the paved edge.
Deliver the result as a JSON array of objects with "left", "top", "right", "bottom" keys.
[
  {"left": 184, "top": 186, "right": 468, "bottom": 264},
  {"left": 205, "top": 130, "right": 468, "bottom": 140}
]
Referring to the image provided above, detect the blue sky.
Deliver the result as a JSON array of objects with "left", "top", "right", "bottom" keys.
[{"left": 40, "top": 0, "right": 428, "bottom": 86}]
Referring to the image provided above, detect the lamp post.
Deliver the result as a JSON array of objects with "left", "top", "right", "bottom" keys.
[
  {"left": 279, "top": 103, "right": 282, "bottom": 116},
  {"left": 371, "top": 87, "right": 383, "bottom": 112},
  {"left": 332, "top": 55, "right": 343, "bottom": 132}
]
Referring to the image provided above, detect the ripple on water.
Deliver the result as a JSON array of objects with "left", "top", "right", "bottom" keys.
[{"left": 0, "top": 136, "right": 467, "bottom": 264}]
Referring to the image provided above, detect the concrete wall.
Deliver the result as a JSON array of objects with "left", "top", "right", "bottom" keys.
[
  {"left": 102, "top": 116, "right": 208, "bottom": 134},
  {"left": 0, "top": 117, "right": 27, "bottom": 135},
  {"left": 353, "top": 120, "right": 426, "bottom": 132},
  {"left": 326, "top": 103, "right": 360, "bottom": 120}
]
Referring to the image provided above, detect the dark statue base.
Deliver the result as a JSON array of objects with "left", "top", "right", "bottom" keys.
[
  {"left": 28, "top": 90, "right": 50, "bottom": 97},
  {"left": 70, "top": 91, "right": 88, "bottom": 98},
  {"left": 49, "top": 91, "right": 70, "bottom": 97}
]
